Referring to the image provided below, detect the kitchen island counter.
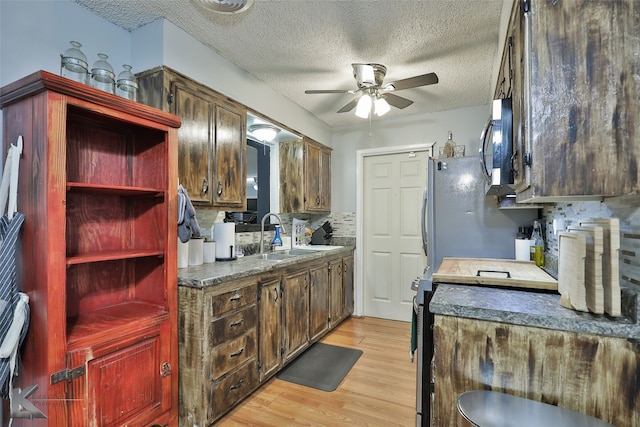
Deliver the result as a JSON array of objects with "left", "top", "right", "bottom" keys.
[
  {"left": 178, "top": 245, "right": 354, "bottom": 288},
  {"left": 430, "top": 284, "right": 639, "bottom": 339}
]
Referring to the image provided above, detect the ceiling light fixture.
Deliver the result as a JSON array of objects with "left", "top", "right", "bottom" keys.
[
  {"left": 355, "top": 93, "right": 372, "bottom": 119},
  {"left": 249, "top": 124, "right": 280, "bottom": 142},
  {"left": 194, "top": 0, "right": 254, "bottom": 14},
  {"left": 374, "top": 96, "right": 391, "bottom": 117}
]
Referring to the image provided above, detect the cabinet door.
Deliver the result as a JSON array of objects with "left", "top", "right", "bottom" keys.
[
  {"left": 172, "top": 79, "right": 213, "bottom": 205},
  {"left": 213, "top": 97, "right": 246, "bottom": 208},
  {"left": 279, "top": 140, "right": 305, "bottom": 213},
  {"left": 329, "top": 259, "right": 343, "bottom": 327},
  {"left": 309, "top": 264, "right": 329, "bottom": 341},
  {"left": 343, "top": 256, "right": 354, "bottom": 317},
  {"left": 258, "top": 278, "right": 282, "bottom": 381},
  {"left": 320, "top": 147, "right": 332, "bottom": 210},
  {"left": 69, "top": 322, "right": 173, "bottom": 427},
  {"left": 283, "top": 270, "right": 309, "bottom": 362},
  {"left": 304, "top": 142, "right": 322, "bottom": 211},
  {"left": 510, "top": 0, "right": 528, "bottom": 194}
]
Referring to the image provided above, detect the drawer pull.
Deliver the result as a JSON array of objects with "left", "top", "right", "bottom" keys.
[
  {"left": 229, "top": 379, "right": 244, "bottom": 391},
  {"left": 229, "top": 293, "right": 242, "bottom": 302},
  {"left": 230, "top": 348, "right": 244, "bottom": 358},
  {"left": 230, "top": 318, "right": 244, "bottom": 327}
]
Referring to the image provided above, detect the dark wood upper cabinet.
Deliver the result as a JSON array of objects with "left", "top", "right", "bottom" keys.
[
  {"left": 280, "top": 137, "right": 332, "bottom": 213},
  {"left": 498, "top": 0, "right": 640, "bottom": 202},
  {"left": 137, "top": 66, "right": 246, "bottom": 210}
]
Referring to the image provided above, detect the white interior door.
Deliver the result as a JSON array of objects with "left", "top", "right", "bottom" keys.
[{"left": 363, "top": 151, "right": 428, "bottom": 321}]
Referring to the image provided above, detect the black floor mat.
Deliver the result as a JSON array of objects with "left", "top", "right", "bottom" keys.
[{"left": 276, "top": 342, "right": 363, "bottom": 392}]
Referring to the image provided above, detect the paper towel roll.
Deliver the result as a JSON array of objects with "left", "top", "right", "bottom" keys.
[
  {"left": 177, "top": 238, "right": 189, "bottom": 269},
  {"left": 212, "top": 222, "right": 236, "bottom": 260},
  {"left": 515, "top": 238, "right": 534, "bottom": 261},
  {"left": 188, "top": 237, "right": 204, "bottom": 266},
  {"left": 203, "top": 240, "right": 216, "bottom": 263}
]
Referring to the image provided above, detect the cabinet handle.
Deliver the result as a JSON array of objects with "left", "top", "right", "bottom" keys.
[
  {"left": 230, "top": 348, "right": 244, "bottom": 358},
  {"left": 202, "top": 178, "right": 209, "bottom": 195},
  {"left": 229, "top": 293, "right": 242, "bottom": 302},
  {"left": 274, "top": 287, "right": 278, "bottom": 302},
  {"left": 230, "top": 318, "right": 244, "bottom": 328},
  {"left": 160, "top": 362, "right": 172, "bottom": 377},
  {"left": 229, "top": 379, "right": 244, "bottom": 391},
  {"left": 217, "top": 182, "right": 223, "bottom": 196}
]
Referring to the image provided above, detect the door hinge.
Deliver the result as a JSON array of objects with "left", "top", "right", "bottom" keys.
[
  {"left": 522, "top": 0, "right": 530, "bottom": 13},
  {"left": 167, "top": 93, "right": 174, "bottom": 105},
  {"left": 258, "top": 362, "right": 263, "bottom": 371},
  {"left": 51, "top": 366, "right": 85, "bottom": 385},
  {"left": 524, "top": 152, "right": 532, "bottom": 166}
]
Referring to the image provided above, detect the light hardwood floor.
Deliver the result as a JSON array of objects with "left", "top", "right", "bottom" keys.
[{"left": 216, "top": 317, "right": 417, "bottom": 426}]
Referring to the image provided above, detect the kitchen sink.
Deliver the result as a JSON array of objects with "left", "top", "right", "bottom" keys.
[{"left": 259, "top": 248, "right": 321, "bottom": 261}]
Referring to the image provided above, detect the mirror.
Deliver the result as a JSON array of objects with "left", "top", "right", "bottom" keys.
[{"left": 225, "top": 112, "right": 302, "bottom": 227}]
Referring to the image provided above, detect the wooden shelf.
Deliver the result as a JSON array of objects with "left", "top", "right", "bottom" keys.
[
  {"left": 66, "top": 302, "right": 168, "bottom": 350},
  {"left": 66, "top": 249, "right": 164, "bottom": 265},
  {"left": 67, "top": 182, "right": 164, "bottom": 197}
]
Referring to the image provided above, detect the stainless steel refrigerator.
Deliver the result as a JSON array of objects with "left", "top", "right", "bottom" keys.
[{"left": 414, "top": 155, "right": 539, "bottom": 427}]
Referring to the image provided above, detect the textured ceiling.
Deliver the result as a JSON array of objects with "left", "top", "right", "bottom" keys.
[{"left": 72, "top": 0, "right": 506, "bottom": 128}]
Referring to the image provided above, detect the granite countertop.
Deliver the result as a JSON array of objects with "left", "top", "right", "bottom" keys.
[
  {"left": 430, "top": 284, "right": 640, "bottom": 339},
  {"left": 178, "top": 245, "right": 354, "bottom": 288}
]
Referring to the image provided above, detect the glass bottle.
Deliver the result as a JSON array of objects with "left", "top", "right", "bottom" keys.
[
  {"left": 60, "top": 41, "right": 89, "bottom": 84},
  {"left": 271, "top": 225, "right": 283, "bottom": 248},
  {"left": 530, "top": 220, "right": 545, "bottom": 267},
  {"left": 90, "top": 53, "right": 115, "bottom": 94},
  {"left": 116, "top": 64, "right": 138, "bottom": 101}
]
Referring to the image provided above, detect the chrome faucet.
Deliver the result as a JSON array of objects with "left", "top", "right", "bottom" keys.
[{"left": 260, "top": 212, "right": 286, "bottom": 254}]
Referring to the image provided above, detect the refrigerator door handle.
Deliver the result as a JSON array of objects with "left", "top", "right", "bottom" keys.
[
  {"left": 421, "top": 187, "right": 428, "bottom": 257},
  {"left": 479, "top": 115, "right": 493, "bottom": 184}
]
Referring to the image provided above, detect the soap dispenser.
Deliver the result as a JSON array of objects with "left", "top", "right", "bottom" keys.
[{"left": 271, "top": 225, "right": 283, "bottom": 249}]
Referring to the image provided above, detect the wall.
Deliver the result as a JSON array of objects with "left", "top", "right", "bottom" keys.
[
  {"left": 0, "top": 1, "right": 330, "bottom": 151},
  {"left": 331, "top": 104, "right": 489, "bottom": 213}
]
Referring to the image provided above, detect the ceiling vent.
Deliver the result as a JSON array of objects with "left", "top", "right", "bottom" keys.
[{"left": 194, "top": 0, "right": 254, "bottom": 14}]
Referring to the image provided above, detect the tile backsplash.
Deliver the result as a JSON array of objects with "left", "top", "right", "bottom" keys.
[{"left": 541, "top": 198, "right": 640, "bottom": 294}]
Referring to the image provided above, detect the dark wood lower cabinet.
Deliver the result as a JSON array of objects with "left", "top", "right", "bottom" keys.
[
  {"left": 433, "top": 316, "right": 639, "bottom": 427},
  {"left": 178, "top": 251, "right": 354, "bottom": 425},
  {"left": 258, "top": 278, "right": 282, "bottom": 381}
]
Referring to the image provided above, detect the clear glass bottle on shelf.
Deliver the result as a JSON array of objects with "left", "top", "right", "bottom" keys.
[
  {"left": 116, "top": 64, "right": 138, "bottom": 101},
  {"left": 60, "top": 41, "right": 89, "bottom": 84},
  {"left": 530, "top": 220, "right": 545, "bottom": 267},
  {"left": 90, "top": 53, "right": 115, "bottom": 94}
]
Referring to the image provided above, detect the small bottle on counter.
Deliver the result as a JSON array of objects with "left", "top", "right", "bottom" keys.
[
  {"left": 530, "top": 220, "right": 545, "bottom": 267},
  {"left": 271, "top": 225, "right": 283, "bottom": 249}
]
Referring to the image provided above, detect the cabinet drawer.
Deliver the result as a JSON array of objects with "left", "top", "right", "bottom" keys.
[
  {"left": 210, "top": 359, "right": 258, "bottom": 420},
  {"left": 212, "top": 330, "right": 257, "bottom": 380},
  {"left": 210, "top": 303, "right": 257, "bottom": 347},
  {"left": 212, "top": 285, "right": 257, "bottom": 317}
]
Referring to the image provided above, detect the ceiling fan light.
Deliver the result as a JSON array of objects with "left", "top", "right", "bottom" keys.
[
  {"left": 249, "top": 124, "right": 279, "bottom": 142},
  {"left": 195, "top": 0, "right": 254, "bottom": 14},
  {"left": 355, "top": 94, "right": 372, "bottom": 119},
  {"left": 374, "top": 97, "right": 391, "bottom": 116}
]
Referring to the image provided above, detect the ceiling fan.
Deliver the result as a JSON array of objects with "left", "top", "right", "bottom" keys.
[{"left": 305, "top": 63, "right": 438, "bottom": 118}]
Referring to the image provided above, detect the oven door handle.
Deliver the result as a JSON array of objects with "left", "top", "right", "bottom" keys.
[{"left": 479, "top": 115, "right": 493, "bottom": 184}]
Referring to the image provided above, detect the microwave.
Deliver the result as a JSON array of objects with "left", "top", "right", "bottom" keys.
[{"left": 480, "top": 98, "right": 514, "bottom": 196}]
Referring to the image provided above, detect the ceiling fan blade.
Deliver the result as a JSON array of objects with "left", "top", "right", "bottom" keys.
[
  {"left": 384, "top": 93, "right": 414, "bottom": 109},
  {"left": 386, "top": 72, "right": 439, "bottom": 91},
  {"left": 305, "top": 89, "right": 353, "bottom": 94},
  {"left": 337, "top": 98, "right": 358, "bottom": 113}
]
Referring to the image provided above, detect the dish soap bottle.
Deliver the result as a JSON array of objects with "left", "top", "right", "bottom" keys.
[
  {"left": 530, "top": 220, "right": 545, "bottom": 267},
  {"left": 271, "top": 225, "right": 283, "bottom": 249}
]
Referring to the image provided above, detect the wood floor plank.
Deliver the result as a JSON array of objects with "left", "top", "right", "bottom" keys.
[{"left": 216, "top": 317, "right": 417, "bottom": 426}]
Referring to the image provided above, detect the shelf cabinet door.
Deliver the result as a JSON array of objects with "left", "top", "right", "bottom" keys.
[
  {"left": 283, "top": 270, "right": 309, "bottom": 363},
  {"left": 258, "top": 278, "right": 282, "bottom": 381},
  {"left": 309, "top": 264, "right": 329, "bottom": 341},
  {"left": 67, "top": 322, "right": 173, "bottom": 427}
]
